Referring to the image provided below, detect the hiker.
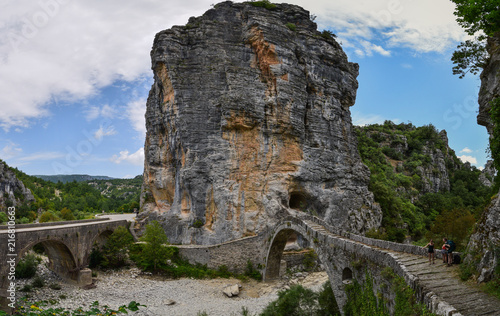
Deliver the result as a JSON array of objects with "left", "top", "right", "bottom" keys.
[
  {"left": 423, "top": 239, "right": 435, "bottom": 264},
  {"left": 445, "top": 239, "right": 456, "bottom": 266},
  {"left": 441, "top": 238, "right": 448, "bottom": 263}
]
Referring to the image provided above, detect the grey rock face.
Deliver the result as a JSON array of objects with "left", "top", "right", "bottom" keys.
[
  {"left": 478, "top": 34, "right": 500, "bottom": 133},
  {"left": 468, "top": 33, "right": 500, "bottom": 282},
  {"left": 466, "top": 194, "right": 500, "bottom": 283},
  {"left": 139, "top": 1, "right": 381, "bottom": 244},
  {"left": 0, "top": 160, "right": 35, "bottom": 207},
  {"left": 479, "top": 160, "right": 496, "bottom": 187}
]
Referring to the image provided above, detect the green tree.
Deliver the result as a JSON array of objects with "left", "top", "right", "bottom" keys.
[
  {"left": 100, "top": 226, "right": 134, "bottom": 269},
  {"left": 140, "top": 220, "right": 172, "bottom": 272},
  {"left": 39, "top": 211, "right": 59, "bottom": 223},
  {"left": 451, "top": 0, "right": 500, "bottom": 36},
  {"left": 60, "top": 207, "right": 75, "bottom": 221},
  {"left": 450, "top": 0, "right": 500, "bottom": 78}
]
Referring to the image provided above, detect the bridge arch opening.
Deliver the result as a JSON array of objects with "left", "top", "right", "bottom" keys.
[
  {"left": 342, "top": 267, "right": 353, "bottom": 284},
  {"left": 20, "top": 240, "right": 78, "bottom": 282}
]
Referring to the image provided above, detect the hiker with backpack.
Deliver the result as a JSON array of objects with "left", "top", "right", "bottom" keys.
[
  {"left": 441, "top": 238, "right": 448, "bottom": 263},
  {"left": 445, "top": 238, "right": 456, "bottom": 266}
]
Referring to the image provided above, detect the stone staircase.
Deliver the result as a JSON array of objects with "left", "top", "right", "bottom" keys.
[
  {"left": 302, "top": 218, "right": 500, "bottom": 316},
  {"left": 395, "top": 253, "right": 500, "bottom": 315}
]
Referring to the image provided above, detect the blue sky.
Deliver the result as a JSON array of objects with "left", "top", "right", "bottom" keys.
[{"left": 0, "top": 0, "right": 488, "bottom": 178}]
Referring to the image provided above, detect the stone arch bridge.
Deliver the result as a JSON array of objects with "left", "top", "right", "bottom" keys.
[
  {"left": 179, "top": 212, "right": 500, "bottom": 316},
  {"left": 0, "top": 216, "right": 130, "bottom": 311},
  {"left": 1, "top": 213, "right": 499, "bottom": 315}
]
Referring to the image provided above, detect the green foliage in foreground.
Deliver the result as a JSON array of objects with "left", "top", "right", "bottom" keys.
[
  {"left": 15, "top": 253, "right": 41, "bottom": 279},
  {"left": 344, "top": 271, "right": 437, "bottom": 316},
  {"left": 260, "top": 282, "right": 340, "bottom": 316},
  {"left": 0, "top": 299, "right": 143, "bottom": 316}
]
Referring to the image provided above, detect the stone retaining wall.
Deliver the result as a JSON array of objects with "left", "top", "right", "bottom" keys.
[{"left": 177, "top": 235, "right": 265, "bottom": 273}]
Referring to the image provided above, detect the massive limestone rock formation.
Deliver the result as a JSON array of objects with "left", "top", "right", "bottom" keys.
[
  {"left": 139, "top": 1, "right": 381, "bottom": 244},
  {"left": 467, "top": 33, "right": 500, "bottom": 283}
]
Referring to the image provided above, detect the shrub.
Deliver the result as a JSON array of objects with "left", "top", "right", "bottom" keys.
[
  {"left": 32, "top": 275, "right": 45, "bottom": 288},
  {"left": 89, "top": 247, "right": 104, "bottom": 269},
  {"left": 20, "top": 284, "right": 32, "bottom": 292},
  {"left": 192, "top": 219, "right": 204, "bottom": 228},
  {"left": 60, "top": 207, "right": 75, "bottom": 221},
  {"left": 286, "top": 23, "right": 296, "bottom": 31},
  {"left": 217, "top": 265, "right": 232, "bottom": 278},
  {"left": 244, "top": 260, "right": 262, "bottom": 281},
  {"left": 321, "top": 30, "right": 336, "bottom": 40},
  {"left": 318, "top": 282, "right": 341, "bottom": 315},
  {"left": 49, "top": 283, "right": 62, "bottom": 290},
  {"left": 261, "top": 285, "right": 319, "bottom": 316},
  {"left": 39, "top": 211, "right": 60, "bottom": 223},
  {"left": 0, "top": 212, "right": 8, "bottom": 224},
  {"left": 249, "top": 0, "right": 277, "bottom": 10},
  {"left": 303, "top": 249, "right": 318, "bottom": 271},
  {"left": 16, "top": 253, "right": 41, "bottom": 279}
]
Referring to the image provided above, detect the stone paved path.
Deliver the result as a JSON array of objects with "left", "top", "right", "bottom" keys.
[
  {"left": 394, "top": 252, "right": 500, "bottom": 315},
  {"left": 305, "top": 219, "right": 500, "bottom": 316}
]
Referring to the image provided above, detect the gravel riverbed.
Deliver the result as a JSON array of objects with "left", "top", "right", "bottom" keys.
[{"left": 15, "top": 261, "right": 329, "bottom": 316}]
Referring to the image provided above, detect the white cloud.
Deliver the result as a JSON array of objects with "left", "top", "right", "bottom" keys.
[
  {"left": 401, "top": 63, "right": 412, "bottom": 69},
  {"left": 0, "top": 0, "right": 212, "bottom": 131},
  {"left": 1, "top": 142, "right": 23, "bottom": 159},
  {"left": 85, "top": 104, "right": 118, "bottom": 121},
  {"left": 127, "top": 98, "right": 147, "bottom": 139},
  {"left": 110, "top": 148, "right": 144, "bottom": 166},
  {"left": 0, "top": 0, "right": 467, "bottom": 130},
  {"left": 18, "top": 151, "right": 64, "bottom": 162},
  {"left": 290, "top": 0, "right": 466, "bottom": 56},
  {"left": 460, "top": 147, "right": 473, "bottom": 153},
  {"left": 458, "top": 155, "right": 477, "bottom": 164},
  {"left": 352, "top": 111, "right": 400, "bottom": 126},
  {"left": 93, "top": 125, "right": 116, "bottom": 141}
]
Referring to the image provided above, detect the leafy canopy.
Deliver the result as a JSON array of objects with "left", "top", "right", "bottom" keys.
[
  {"left": 451, "top": 0, "right": 500, "bottom": 36},
  {"left": 450, "top": 0, "right": 500, "bottom": 78}
]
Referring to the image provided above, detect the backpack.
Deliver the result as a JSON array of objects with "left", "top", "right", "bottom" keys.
[
  {"left": 448, "top": 240, "right": 456, "bottom": 252},
  {"left": 453, "top": 253, "right": 461, "bottom": 264}
]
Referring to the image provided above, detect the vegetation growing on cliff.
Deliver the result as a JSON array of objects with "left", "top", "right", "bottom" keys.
[
  {"left": 356, "top": 121, "right": 492, "bottom": 246},
  {"left": 450, "top": 0, "right": 499, "bottom": 78}
]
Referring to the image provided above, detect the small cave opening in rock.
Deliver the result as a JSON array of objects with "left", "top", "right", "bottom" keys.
[{"left": 289, "top": 192, "right": 308, "bottom": 210}]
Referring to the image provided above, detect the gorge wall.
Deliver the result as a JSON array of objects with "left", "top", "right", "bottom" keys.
[
  {"left": 139, "top": 1, "right": 381, "bottom": 244},
  {"left": 0, "top": 160, "right": 34, "bottom": 209},
  {"left": 468, "top": 33, "right": 500, "bottom": 283}
]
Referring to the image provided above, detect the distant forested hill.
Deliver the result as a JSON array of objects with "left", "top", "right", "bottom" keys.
[
  {"left": 0, "top": 165, "right": 141, "bottom": 224},
  {"left": 356, "top": 121, "right": 494, "bottom": 249},
  {"left": 33, "top": 174, "right": 115, "bottom": 183}
]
